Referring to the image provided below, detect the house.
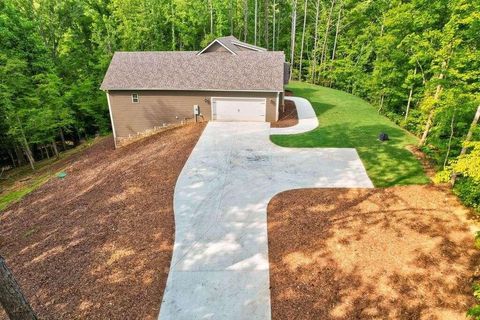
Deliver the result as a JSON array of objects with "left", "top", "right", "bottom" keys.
[{"left": 100, "top": 36, "right": 289, "bottom": 146}]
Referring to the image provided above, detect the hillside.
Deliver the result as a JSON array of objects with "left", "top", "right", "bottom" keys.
[{"left": 0, "top": 124, "right": 205, "bottom": 319}]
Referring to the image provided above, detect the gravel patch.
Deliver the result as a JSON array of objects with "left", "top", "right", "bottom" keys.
[{"left": 271, "top": 99, "right": 298, "bottom": 128}]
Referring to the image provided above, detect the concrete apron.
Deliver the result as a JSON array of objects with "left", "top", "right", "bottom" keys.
[{"left": 159, "top": 122, "right": 373, "bottom": 319}]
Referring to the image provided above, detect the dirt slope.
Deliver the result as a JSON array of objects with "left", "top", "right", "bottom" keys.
[
  {"left": 0, "top": 123, "right": 205, "bottom": 319},
  {"left": 268, "top": 186, "right": 479, "bottom": 320}
]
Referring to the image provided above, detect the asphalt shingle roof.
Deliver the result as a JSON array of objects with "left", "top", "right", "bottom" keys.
[{"left": 101, "top": 37, "right": 284, "bottom": 92}]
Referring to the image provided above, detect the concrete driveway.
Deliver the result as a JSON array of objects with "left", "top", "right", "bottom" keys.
[{"left": 159, "top": 99, "right": 373, "bottom": 319}]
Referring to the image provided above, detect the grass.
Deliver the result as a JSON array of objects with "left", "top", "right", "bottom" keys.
[
  {"left": 0, "top": 137, "right": 106, "bottom": 212},
  {"left": 271, "top": 81, "right": 430, "bottom": 187},
  {"left": 0, "top": 175, "right": 50, "bottom": 211}
]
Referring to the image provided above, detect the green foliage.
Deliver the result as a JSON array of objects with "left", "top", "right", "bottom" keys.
[
  {"left": 451, "top": 142, "right": 480, "bottom": 181},
  {"left": 475, "top": 231, "right": 480, "bottom": 250},
  {"left": 453, "top": 178, "right": 480, "bottom": 212},
  {"left": 469, "top": 283, "right": 480, "bottom": 319},
  {"left": 272, "top": 82, "right": 430, "bottom": 187}
]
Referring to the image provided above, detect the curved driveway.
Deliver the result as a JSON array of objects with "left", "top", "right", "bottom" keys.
[{"left": 159, "top": 98, "right": 373, "bottom": 319}]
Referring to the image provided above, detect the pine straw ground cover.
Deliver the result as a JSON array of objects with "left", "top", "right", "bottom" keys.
[
  {"left": 271, "top": 99, "right": 298, "bottom": 128},
  {"left": 0, "top": 123, "right": 205, "bottom": 319},
  {"left": 268, "top": 186, "right": 480, "bottom": 320}
]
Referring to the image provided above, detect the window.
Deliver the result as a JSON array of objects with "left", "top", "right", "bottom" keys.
[{"left": 132, "top": 93, "right": 139, "bottom": 103}]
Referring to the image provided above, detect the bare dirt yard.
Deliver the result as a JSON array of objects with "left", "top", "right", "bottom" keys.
[
  {"left": 0, "top": 123, "right": 205, "bottom": 319},
  {"left": 268, "top": 185, "right": 479, "bottom": 320},
  {"left": 271, "top": 99, "right": 298, "bottom": 128}
]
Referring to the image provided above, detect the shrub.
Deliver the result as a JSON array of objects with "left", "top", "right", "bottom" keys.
[
  {"left": 453, "top": 177, "right": 480, "bottom": 212},
  {"left": 468, "top": 282, "right": 480, "bottom": 319}
]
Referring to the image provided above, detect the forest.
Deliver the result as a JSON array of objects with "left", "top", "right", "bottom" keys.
[{"left": 0, "top": 0, "right": 479, "bottom": 206}]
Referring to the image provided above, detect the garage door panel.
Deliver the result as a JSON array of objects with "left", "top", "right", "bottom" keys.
[{"left": 212, "top": 98, "right": 266, "bottom": 122}]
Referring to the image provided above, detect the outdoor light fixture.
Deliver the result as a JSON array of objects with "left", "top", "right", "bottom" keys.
[{"left": 204, "top": 98, "right": 210, "bottom": 103}]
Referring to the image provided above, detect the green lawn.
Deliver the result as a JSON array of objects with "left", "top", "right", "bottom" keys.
[{"left": 271, "top": 81, "right": 430, "bottom": 187}]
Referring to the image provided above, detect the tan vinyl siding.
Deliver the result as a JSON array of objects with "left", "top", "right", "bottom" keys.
[{"left": 108, "top": 90, "right": 279, "bottom": 138}]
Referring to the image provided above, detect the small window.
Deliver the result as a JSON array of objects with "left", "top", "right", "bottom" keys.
[{"left": 132, "top": 93, "right": 139, "bottom": 103}]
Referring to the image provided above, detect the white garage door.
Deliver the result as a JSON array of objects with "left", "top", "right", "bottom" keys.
[{"left": 212, "top": 97, "right": 266, "bottom": 122}]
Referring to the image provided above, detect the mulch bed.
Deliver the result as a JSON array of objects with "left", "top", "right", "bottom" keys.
[
  {"left": 0, "top": 123, "right": 205, "bottom": 319},
  {"left": 268, "top": 185, "right": 479, "bottom": 320},
  {"left": 271, "top": 99, "right": 298, "bottom": 128}
]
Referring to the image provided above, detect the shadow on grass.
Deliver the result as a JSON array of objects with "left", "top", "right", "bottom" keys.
[{"left": 272, "top": 123, "right": 429, "bottom": 187}]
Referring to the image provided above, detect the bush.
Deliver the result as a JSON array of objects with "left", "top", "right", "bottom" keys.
[
  {"left": 469, "top": 282, "right": 480, "bottom": 319},
  {"left": 453, "top": 177, "right": 480, "bottom": 212}
]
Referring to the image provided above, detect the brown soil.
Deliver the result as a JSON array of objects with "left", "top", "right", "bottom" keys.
[
  {"left": 268, "top": 185, "right": 479, "bottom": 320},
  {"left": 271, "top": 99, "right": 298, "bottom": 128},
  {"left": 0, "top": 123, "right": 205, "bottom": 319},
  {"left": 407, "top": 145, "right": 437, "bottom": 179}
]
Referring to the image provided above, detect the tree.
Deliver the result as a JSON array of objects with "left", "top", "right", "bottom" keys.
[
  {"left": 298, "top": 0, "right": 308, "bottom": 80},
  {"left": 0, "top": 256, "right": 37, "bottom": 320}
]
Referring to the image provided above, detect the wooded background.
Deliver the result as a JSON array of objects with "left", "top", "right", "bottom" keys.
[{"left": 0, "top": 0, "right": 479, "bottom": 206}]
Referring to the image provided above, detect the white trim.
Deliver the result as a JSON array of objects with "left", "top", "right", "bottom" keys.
[
  {"left": 197, "top": 39, "right": 237, "bottom": 56},
  {"left": 106, "top": 92, "right": 117, "bottom": 149},
  {"left": 231, "top": 41, "right": 267, "bottom": 52},
  {"left": 131, "top": 92, "right": 139, "bottom": 103},
  {"left": 275, "top": 92, "right": 280, "bottom": 121},
  {"left": 211, "top": 97, "right": 267, "bottom": 122},
  {"left": 102, "top": 88, "right": 282, "bottom": 93}
]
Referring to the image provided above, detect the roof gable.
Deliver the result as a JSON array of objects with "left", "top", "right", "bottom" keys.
[
  {"left": 197, "top": 39, "right": 237, "bottom": 55},
  {"left": 198, "top": 36, "right": 266, "bottom": 55}
]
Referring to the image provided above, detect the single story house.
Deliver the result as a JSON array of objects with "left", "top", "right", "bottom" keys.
[{"left": 100, "top": 36, "right": 289, "bottom": 146}]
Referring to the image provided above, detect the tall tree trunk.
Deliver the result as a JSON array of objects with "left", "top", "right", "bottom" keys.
[
  {"left": 298, "top": 0, "right": 308, "bottom": 80},
  {"left": 229, "top": 0, "right": 233, "bottom": 35},
  {"left": 319, "top": 0, "right": 336, "bottom": 79},
  {"left": 16, "top": 115, "right": 35, "bottom": 170},
  {"left": 405, "top": 67, "right": 417, "bottom": 121},
  {"left": 14, "top": 145, "right": 25, "bottom": 166},
  {"left": 243, "top": 0, "right": 248, "bottom": 41},
  {"left": 331, "top": 2, "right": 342, "bottom": 61},
  {"left": 59, "top": 128, "right": 66, "bottom": 151},
  {"left": 272, "top": 0, "right": 276, "bottom": 50},
  {"left": 276, "top": 6, "right": 280, "bottom": 51},
  {"left": 209, "top": 0, "right": 214, "bottom": 35},
  {"left": 44, "top": 146, "right": 50, "bottom": 160},
  {"left": 254, "top": 0, "right": 258, "bottom": 45},
  {"left": 51, "top": 140, "right": 59, "bottom": 158},
  {"left": 290, "top": 0, "right": 297, "bottom": 80},
  {"left": 419, "top": 84, "right": 444, "bottom": 146},
  {"left": 0, "top": 256, "right": 37, "bottom": 320},
  {"left": 443, "top": 108, "right": 456, "bottom": 169},
  {"left": 419, "top": 60, "right": 448, "bottom": 147},
  {"left": 460, "top": 105, "right": 480, "bottom": 155},
  {"left": 378, "top": 92, "right": 385, "bottom": 113},
  {"left": 310, "top": 0, "right": 320, "bottom": 83},
  {"left": 264, "top": 0, "right": 269, "bottom": 48},
  {"left": 171, "top": 0, "right": 175, "bottom": 50},
  {"left": 7, "top": 148, "right": 16, "bottom": 168}
]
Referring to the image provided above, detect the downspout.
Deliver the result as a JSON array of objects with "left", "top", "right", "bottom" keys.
[
  {"left": 106, "top": 90, "right": 118, "bottom": 149},
  {"left": 275, "top": 92, "right": 280, "bottom": 121}
]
